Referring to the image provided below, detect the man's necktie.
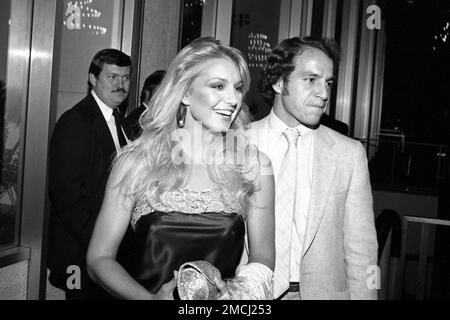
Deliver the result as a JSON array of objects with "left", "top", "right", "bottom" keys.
[
  {"left": 112, "top": 108, "right": 127, "bottom": 148},
  {"left": 273, "top": 128, "right": 300, "bottom": 298}
]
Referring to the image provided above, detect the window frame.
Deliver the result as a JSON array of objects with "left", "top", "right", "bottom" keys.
[{"left": 0, "top": 0, "right": 144, "bottom": 300}]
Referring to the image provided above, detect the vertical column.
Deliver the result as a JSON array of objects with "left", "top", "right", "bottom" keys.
[
  {"left": 278, "top": 0, "right": 292, "bottom": 42},
  {"left": 111, "top": 0, "right": 124, "bottom": 49},
  {"left": 322, "top": 0, "right": 337, "bottom": 39},
  {"left": 299, "top": 0, "right": 313, "bottom": 37},
  {"left": 277, "top": 0, "right": 317, "bottom": 43},
  {"left": 289, "top": 0, "right": 302, "bottom": 37},
  {"left": 397, "top": 216, "right": 409, "bottom": 300},
  {"left": 215, "top": 0, "right": 233, "bottom": 45},
  {"left": 335, "top": 0, "right": 359, "bottom": 126},
  {"left": 5, "top": 0, "right": 33, "bottom": 250},
  {"left": 369, "top": 18, "right": 386, "bottom": 153},
  {"left": 321, "top": 0, "right": 338, "bottom": 116},
  {"left": 201, "top": 0, "right": 233, "bottom": 45},
  {"left": 353, "top": 0, "right": 378, "bottom": 140},
  {"left": 201, "top": 0, "right": 218, "bottom": 38},
  {"left": 121, "top": 0, "right": 136, "bottom": 55},
  {"left": 123, "top": 0, "right": 144, "bottom": 113},
  {"left": 21, "top": 0, "right": 57, "bottom": 300},
  {"left": 417, "top": 223, "right": 430, "bottom": 300},
  {"left": 280, "top": 0, "right": 313, "bottom": 38}
]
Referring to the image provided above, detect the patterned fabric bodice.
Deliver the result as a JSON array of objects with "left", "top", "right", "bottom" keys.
[
  {"left": 131, "top": 184, "right": 242, "bottom": 229},
  {"left": 127, "top": 183, "right": 246, "bottom": 294}
]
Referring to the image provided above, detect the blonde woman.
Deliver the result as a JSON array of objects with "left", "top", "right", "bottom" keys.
[{"left": 87, "top": 37, "right": 275, "bottom": 300}]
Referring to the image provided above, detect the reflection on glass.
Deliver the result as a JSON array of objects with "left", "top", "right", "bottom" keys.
[
  {"left": 55, "top": 0, "right": 124, "bottom": 119},
  {"left": 230, "top": 0, "right": 281, "bottom": 121},
  {"left": 63, "top": 0, "right": 107, "bottom": 35},
  {"left": 0, "top": 0, "right": 17, "bottom": 247},
  {"left": 179, "top": 0, "right": 204, "bottom": 50}
]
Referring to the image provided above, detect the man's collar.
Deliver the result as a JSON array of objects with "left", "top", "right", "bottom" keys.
[
  {"left": 268, "top": 109, "right": 314, "bottom": 137},
  {"left": 91, "top": 90, "right": 113, "bottom": 122}
]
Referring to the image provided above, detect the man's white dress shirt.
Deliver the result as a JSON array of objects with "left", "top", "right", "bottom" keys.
[{"left": 92, "top": 90, "right": 129, "bottom": 152}]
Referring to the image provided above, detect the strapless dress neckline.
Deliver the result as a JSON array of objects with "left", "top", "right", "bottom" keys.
[{"left": 131, "top": 185, "right": 242, "bottom": 229}]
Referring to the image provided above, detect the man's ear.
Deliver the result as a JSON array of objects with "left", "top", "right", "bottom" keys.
[
  {"left": 89, "top": 73, "right": 97, "bottom": 88},
  {"left": 272, "top": 78, "right": 284, "bottom": 94}
]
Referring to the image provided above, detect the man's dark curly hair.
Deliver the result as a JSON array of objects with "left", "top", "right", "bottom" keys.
[{"left": 259, "top": 36, "right": 340, "bottom": 106}]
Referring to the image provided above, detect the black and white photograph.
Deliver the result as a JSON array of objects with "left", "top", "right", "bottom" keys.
[{"left": 0, "top": 0, "right": 449, "bottom": 308}]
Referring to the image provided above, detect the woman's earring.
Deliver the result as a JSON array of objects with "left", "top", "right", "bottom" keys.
[{"left": 177, "top": 105, "right": 187, "bottom": 128}]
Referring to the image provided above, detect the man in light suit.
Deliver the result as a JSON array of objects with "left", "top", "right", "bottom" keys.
[
  {"left": 248, "top": 36, "right": 378, "bottom": 300},
  {"left": 48, "top": 49, "right": 134, "bottom": 299}
]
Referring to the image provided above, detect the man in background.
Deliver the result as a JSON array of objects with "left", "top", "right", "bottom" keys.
[
  {"left": 126, "top": 69, "right": 165, "bottom": 139},
  {"left": 48, "top": 48, "right": 133, "bottom": 299},
  {"left": 320, "top": 112, "right": 349, "bottom": 136}
]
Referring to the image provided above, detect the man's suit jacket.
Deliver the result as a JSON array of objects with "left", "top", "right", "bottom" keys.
[
  {"left": 247, "top": 117, "right": 378, "bottom": 300},
  {"left": 47, "top": 94, "right": 133, "bottom": 290},
  {"left": 125, "top": 103, "right": 146, "bottom": 140},
  {"left": 320, "top": 113, "right": 349, "bottom": 136}
]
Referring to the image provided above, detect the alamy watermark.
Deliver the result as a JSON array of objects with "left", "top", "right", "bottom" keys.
[
  {"left": 66, "top": 265, "right": 81, "bottom": 290},
  {"left": 366, "top": 265, "right": 381, "bottom": 290},
  {"left": 168, "top": 121, "right": 273, "bottom": 176},
  {"left": 367, "top": 5, "right": 381, "bottom": 30}
]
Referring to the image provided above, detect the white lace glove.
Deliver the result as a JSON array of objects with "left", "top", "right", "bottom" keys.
[{"left": 220, "top": 262, "right": 274, "bottom": 300}]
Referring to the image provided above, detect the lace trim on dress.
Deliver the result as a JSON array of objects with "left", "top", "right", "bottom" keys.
[{"left": 130, "top": 185, "right": 242, "bottom": 229}]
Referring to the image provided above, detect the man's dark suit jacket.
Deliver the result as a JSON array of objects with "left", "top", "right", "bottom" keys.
[
  {"left": 47, "top": 94, "right": 133, "bottom": 296},
  {"left": 320, "top": 113, "right": 349, "bottom": 136},
  {"left": 125, "top": 103, "right": 146, "bottom": 140}
]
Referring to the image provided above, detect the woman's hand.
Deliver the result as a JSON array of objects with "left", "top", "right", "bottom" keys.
[{"left": 154, "top": 271, "right": 178, "bottom": 300}]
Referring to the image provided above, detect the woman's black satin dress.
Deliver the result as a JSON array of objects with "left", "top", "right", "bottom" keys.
[{"left": 129, "top": 210, "right": 245, "bottom": 294}]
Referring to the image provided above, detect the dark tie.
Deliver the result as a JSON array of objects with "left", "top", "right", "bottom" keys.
[{"left": 112, "top": 108, "right": 127, "bottom": 148}]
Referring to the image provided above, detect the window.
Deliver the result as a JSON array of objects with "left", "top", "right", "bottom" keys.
[
  {"left": 0, "top": 0, "right": 32, "bottom": 249},
  {"left": 229, "top": 0, "right": 282, "bottom": 120},
  {"left": 179, "top": 0, "right": 204, "bottom": 50},
  {"left": 54, "top": 0, "right": 128, "bottom": 119},
  {"left": 310, "top": 0, "right": 325, "bottom": 37}
]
